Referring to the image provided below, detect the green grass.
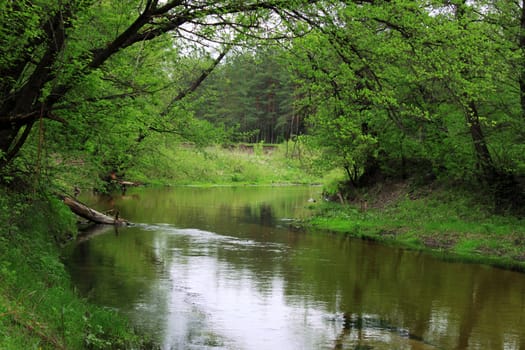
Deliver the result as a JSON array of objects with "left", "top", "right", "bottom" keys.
[
  {"left": 0, "top": 187, "right": 150, "bottom": 349},
  {"left": 307, "top": 182, "right": 525, "bottom": 271},
  {"left": 126, "top": 143, "right": 322, "bottom": 186}
]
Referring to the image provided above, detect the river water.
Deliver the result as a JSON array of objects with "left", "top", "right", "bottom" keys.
[{"left": 65, "top": 186, "right": 525, "bottom": 350}]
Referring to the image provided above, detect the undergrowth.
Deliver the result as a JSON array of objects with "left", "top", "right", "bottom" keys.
[{"left": 0, "top": 185, "right": 149, "bottom": 349}]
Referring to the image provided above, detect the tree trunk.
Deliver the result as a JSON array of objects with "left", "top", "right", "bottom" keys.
[
  {"left": 466, "top": 101, "right": 496, "bottom": 181},
  {"left": 520, "top": 0, "right": 525, "bottom": 119},
  {"left": 61, "top": 195, "right": 128, "bottom": 225}
]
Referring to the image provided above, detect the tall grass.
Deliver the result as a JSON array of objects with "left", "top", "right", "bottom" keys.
[
  {"left": 127, "top": 143, "right": 322, "bottom": 185},
  {"left": 0, "top": 187, "right": 147, "bottom": 349}
]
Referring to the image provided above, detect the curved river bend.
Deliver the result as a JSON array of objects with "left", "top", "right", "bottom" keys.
[{"left": 65, "top": 186, "right": 525, "bottom": 350}]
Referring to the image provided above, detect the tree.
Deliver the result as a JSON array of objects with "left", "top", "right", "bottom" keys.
[
  {"left": 284, "top": 0, "right": 525, "bottom": 203},
  {"left": 191, "top": 47, "right": 296, "bottom": 144},
  {"left": 0, "top": 0, "right": 314, "bottom": 166}
]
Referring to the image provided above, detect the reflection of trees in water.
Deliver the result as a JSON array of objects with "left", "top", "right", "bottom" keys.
[
  {"left": 333, "top": 313, "right": 431, "bottom": 349},
  {"left": 67, "top": 228, "right": 166, "bottom": 310},
  {"left": 241, "top": 203, "right": 275, "bottom": 226},
  {"left": 76, "top": 224, "right": 118, "bottom": 242},
  {"left": 284, "top": 234, "right": 525, "bottom": 350}
]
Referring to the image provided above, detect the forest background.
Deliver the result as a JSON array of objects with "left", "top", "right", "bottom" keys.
[{"left": 1, "top": 0, "right": 525, "bottom": 348}]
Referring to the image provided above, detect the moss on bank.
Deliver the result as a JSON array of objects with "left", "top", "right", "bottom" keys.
[
  {"left": 0, "top": 186, "right": 149, "bottom": 349},
  {"left": 307, "top": 180, "right": 525, "bottom": 272}
]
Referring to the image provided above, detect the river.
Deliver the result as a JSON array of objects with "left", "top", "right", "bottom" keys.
[{"left": 64, "top": 186, "right": 525, "bottom": 350}]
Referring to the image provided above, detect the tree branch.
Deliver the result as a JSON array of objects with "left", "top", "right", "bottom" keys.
[
  {"left": 4, "top": 122, "right": 35, "bottom": 164},
  {"left": 162, "top": 45, "right": 231, "bottom": 116}
]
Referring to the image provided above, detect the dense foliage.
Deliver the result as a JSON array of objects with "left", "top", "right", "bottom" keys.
[
  {"left": 285, "top": 1, "right": 525, "bottom": 209},
  {"left": 0, "top": 0, "right": 310, "bottom": 181},
  {"left": 192, "top": 1, "right": 525, "bottom": 210},
  {"left": 1, "top": 0, "right": 524, "bottom": 211}
]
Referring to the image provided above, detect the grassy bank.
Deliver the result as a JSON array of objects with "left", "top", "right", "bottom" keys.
[
  {"left": 307, "top": 180, "right": 525, "bottom": 271},
  {"left": 125, "top": 142, "right": 321, "bottom": 186},
  {"left": 53, "top": 142, "right": 323, "bottom": 193},
  {"left": 0, "top": 186, "right": 148, "bottom": 349}
]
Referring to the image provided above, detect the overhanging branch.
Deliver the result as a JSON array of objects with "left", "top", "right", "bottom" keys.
[{"left": 162, "top": 45, "right": 231, "bottom": 116}]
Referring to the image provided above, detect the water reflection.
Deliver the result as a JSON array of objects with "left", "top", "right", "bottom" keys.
[
  {"left": 241, "top": 203, "right": 276, "bottom": 227},
  {"left": 66, "top": 186, "right": 525, "bottom": 350}
]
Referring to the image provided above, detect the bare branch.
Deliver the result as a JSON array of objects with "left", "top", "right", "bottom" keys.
[{"left": 45, "top": 112, "right": 68, "bottom": 124}]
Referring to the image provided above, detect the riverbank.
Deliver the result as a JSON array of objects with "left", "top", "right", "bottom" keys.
[
  {"left": 0, "top": 186, "right": 151, "bottom": 349},
  {"left": 126, "top": 143, "right": 322, "bottom": 186},
  {"left": 306, "top": 179, "right": 525, "bottom": 272},
  {"left": 59, "top": 143, "right": 322, "bottom": 192}
]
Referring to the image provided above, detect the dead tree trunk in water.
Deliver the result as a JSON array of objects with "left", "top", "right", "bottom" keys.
[{"left": 60, "top": 195, "right": 128, "bottom": 225}]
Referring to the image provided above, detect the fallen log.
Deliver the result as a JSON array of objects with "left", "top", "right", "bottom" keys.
[{"left": 60, "top": 195, "right": 128, "bottom": 225}]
